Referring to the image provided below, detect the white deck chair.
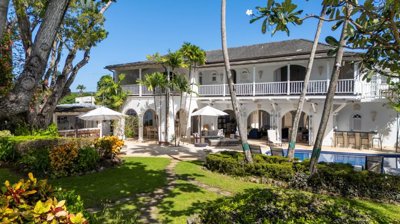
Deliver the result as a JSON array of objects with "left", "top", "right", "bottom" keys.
[{"left": 267, "top": 129, "right": 282, "bottom": 146}]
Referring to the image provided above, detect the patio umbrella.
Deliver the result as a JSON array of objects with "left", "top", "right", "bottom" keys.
[
  {"left": 79, "top": 106, "right": 125, "bottom": 121},
  {"left": 79, "top": 106, "right": 125, "bottom": 137},
  {"left": 191, "top": 106, "right": 228, "bottom": 144}
]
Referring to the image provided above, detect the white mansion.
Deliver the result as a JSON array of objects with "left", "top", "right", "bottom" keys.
[{"left": 106, "top": 39, "right": 398, "bottom": 150}]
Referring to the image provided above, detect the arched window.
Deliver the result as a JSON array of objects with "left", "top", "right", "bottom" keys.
[
  {"left": 126, "top": 109, "right": 137, "bottom": 116},
  {"left": 352, "top": 114, "right": 362, "bottom": 130}
]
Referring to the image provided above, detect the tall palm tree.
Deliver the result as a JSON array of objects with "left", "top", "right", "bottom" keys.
[
  {"left": 287, "top": 6, "right": 327, "bottom": 159},
  {"left": 179, "top": 43, "right": 206, "bottom": 136},
  {"left": 221, "top": 0, "right": 253, "bottom": 163},
  {"left": 310, "top": 3, "right": 352, "bottom": 174},
  {"left": 138, "top": 72, "right": 167, "bottom": 143}
]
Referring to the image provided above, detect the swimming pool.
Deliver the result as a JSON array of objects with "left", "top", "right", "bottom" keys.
[{"left": 293, "top": 149, "right": 400, "bottom": 172}]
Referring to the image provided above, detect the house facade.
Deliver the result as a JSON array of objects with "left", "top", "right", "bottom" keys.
[{"left": 106, "top": 39, "right": 397, "bottom": 150}]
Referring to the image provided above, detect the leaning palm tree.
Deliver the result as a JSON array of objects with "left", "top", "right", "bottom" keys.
[
  {"left": 138, "top": 72, "right": 167, "bottom": 143},
  {"left": 286, "top": 6, "right": 327, "bottom": 159},
  {"left": 221, "top": 0, "right": 253, "bottom": 163},
  {"left": 310, "top": 3, "right": 352, "bottom": 174},
  {"left": 76, "top": 84, "right": 86, "bottom": 96},
  {"left": 179, "top": 43, "right": 206, "bottom": 136}
]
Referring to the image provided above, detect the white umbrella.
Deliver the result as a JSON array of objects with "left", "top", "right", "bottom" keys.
[
  {"left": 191, "top": 106, "right": 228, "bottom": 144},
  {"left": 79, "top": 106, "right": 125, "bottom": 121},
  {"left": 191, "top": 106, "right": 228, "bottom": 117}
]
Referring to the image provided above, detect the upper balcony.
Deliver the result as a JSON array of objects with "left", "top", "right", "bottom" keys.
[{"left": 122, "top": 79, "right": 390, "bottom": 100}]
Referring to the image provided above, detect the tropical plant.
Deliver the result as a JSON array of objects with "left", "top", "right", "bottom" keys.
[
  {"left": 76, "top": 84, "right": 86, "bottom": 96},
  {"left": 221, "top": 0, "right": 253, "bottom": 163},
  {"left": 179, "top": 42, "right": 206, "bottom": 137},
  {"left": 95, "top": 74, "right": 127, "bottom": 110},
  {"left": 124, "top": 115, "right": 139, "bottom": 138}
]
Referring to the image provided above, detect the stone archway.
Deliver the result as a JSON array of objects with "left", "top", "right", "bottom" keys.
[
  {"left": 175, "top": 109, "right": 188, "bottom": 138},
  {"left": 191, "top": 109, "right": 199, "bottom": 135},
  {"left": 247, "top": 110, "right": 271, "bottom": 137},
  {"left": 281, "top": 110, "right": 309, "bottom": 143},
  {"left": 125, "top": 109, "right": 139, "bottom": 139}
]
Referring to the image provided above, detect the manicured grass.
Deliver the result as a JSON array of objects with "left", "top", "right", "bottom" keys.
[
  {"left": 50, "top": 157, "right": 170, "bottom": 208},
  {"left": 175, "top": 160, "right": 266, "bottom": 193},
  {"left": 157, "top": 180, "right": 220, "bottom": 224}
]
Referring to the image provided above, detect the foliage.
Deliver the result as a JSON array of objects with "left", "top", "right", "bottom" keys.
[
  {"left": 206, "top": 152, "right": 295, "bottom": 181},
  {"left": 19, "top": 147, "right": 51, "bottom": 174},
  {"left": 0, "top": 138, "right": 17, "bottom": 162},
  {"left": 196, "top": 188, "right": 381, "bottom": 224},
  {"left": 50, "top": 142, "right": 80, "bottom": 177},
  {"left": 0, "top": 173, "right": 87, "bottom": 224},
  {"left": 0, "top": 31, "right": 13, "bottom": 96},
  {"left": 75, "top": 146, "right": 100, "bottom": 172},
  {"left": 206, "top": 151, "right": 400, "bottom": 202},
  {"left": 125, "top": 115, "right": 139, "bottom": 138},
  {"left": 94, "top": 136, "right": 124, "bottom": 159},
  {"left": 95, "top": 74, "right": 127, "bottom": 110},
  {"left": 76, "top": 84, "right": 86, "bottom": 95},
  {"left": 0, "top": 130, "right": 12, "bottom": 138},
  {"left": 59, "top": 92, "right": 93, "bottom": 104}
]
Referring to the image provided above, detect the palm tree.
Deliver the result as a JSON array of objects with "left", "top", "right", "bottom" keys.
[
  {"left": 138, "top": 72, "right": 167, "bottom": 143},
  {"left": 179, "top": 42, "right": 206, "bottom": 137},
  {"left": 170, "top": 74, "right": 191, "bottom": 146},
  {"left": 221, "top": 0, "right": 253, "bottom": 163},
  {"left": 76, "top": 84, "right": 86, "bottom": 96},
  {"left": 287, "top": 6, "right": 327, "bottom": 159},
  {"left": 310, "top": 3, "right": 352, "bottom": 174}
]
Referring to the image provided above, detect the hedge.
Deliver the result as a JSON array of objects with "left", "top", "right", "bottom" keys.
[
  {"left": 205, "top": 151, "right": 400, "bottom": 202},
  {"left": 195, "top": 188, "right": 394, "bottom": 224}
]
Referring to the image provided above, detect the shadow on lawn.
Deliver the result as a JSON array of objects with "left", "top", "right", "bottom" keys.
[{"left": 50, "top": 159, "right": 169, "bottom": 209}]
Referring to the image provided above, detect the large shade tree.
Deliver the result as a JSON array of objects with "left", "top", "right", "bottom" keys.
[{"left": 0, "top": 0, "right": 113, "bottom": 131}]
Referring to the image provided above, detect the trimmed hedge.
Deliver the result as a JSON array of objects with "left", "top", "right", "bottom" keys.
[
  {"left": 205, "top": 151, "right": 295, "bottom": 181},
  {"left": 196, "top": 188, "right": 393, "bottom": 224},
  {"left": 206, "top": 151, "right": 400, "bottom": 202}
]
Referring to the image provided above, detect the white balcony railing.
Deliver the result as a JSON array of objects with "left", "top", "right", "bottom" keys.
[{"left": 122, "top": 79, "right": 389, "bottom": 99}]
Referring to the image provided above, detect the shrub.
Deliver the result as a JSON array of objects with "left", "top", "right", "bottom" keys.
[
  {"left": 95, "top": 136, "right": 124, "bottom": 159},
  {"left": 0, "top": 173, "right": 87, "bottom": 223},
  {"left": 19, "top": 147, "right": 51, "bottom": 174},
  {"left": 50, "top": 142, "right": 79, "bottom": 177},
  {"left": 205, "top": 152, "right": 296, "bottom": 181},
  {"left": 0, "top": 130, "right": 12, "bottom": 137},
  {"left": 0, "top": 138, "right": 17, "bottom": 162},
  {"left": 75, "top": 146, "right": 100, "bottom": 173},
  {"left": 197, "top": 188, "right": 382, "bottom": 224}
]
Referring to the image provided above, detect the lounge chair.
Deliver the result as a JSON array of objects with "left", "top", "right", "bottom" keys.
[{"left": 267, "top": 129, "right": 282, "bottom": 146}]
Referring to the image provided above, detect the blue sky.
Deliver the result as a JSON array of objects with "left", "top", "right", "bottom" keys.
[{"left": 73, "top": 1, "right": 337, "bottom": 91}]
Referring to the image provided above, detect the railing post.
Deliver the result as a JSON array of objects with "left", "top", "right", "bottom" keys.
[
  {"left": 253, "top": 66, "right": 256, "bottom": 96},
  {"left": 287, "top": 64, "right": 291, "bottom": 95},
  {"left": 139, "top": 68, "right": 142, "bottom": 96}
]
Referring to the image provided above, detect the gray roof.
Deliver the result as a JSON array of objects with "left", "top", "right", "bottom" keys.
[
  {"left": 105, "top": 39, "right": 358, "bottom": 70},
  {"left": 55, "top": 104, "right": 98, "bottom": 113}
]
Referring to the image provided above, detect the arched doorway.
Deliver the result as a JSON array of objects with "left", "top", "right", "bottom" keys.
[
  {"left": 218, "top": 110, "right": 237, "bottom": 136},
  {"left": 281, "top": 111, "right": 309, "bottom": 143},
  {"left": 247, "top": 110, "right": 271, "bottom": 137},
  {"left": 143, "top": 109, "right": 158, "bottom": 140},
  {"left": 125, "top": 109, "right": 139, "bottom": 139}
]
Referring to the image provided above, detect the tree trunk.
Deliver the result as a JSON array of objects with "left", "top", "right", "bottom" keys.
[
  {"left": 0, "top": 0, "right": 9, "bottom": 41},
  {"left": 221, "top": 0, "right": 253, "bottom": 163},
  {"left": 153, "top": 92, "right": 160, "bottom": 143},
  {"left": 309, "top": 5, "right": 352, "bottom": 175},
  {"left": 0, "top": 0, "right": 71, "bottom": 120},
  {"left": 287, "top": 6, "right": 327, "bottom": 159},
  {"left": 184, "top": 65, "right": 193, "bottom": 137}
]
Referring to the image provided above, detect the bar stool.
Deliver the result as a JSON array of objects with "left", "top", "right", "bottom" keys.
[
  {"left": 360, "top": 133, "right": 370, "bottom": 149},
  {"left": 347, "top": 132, "right": 356, "bottom": 149},
  {"left": 335, "top": 132, "right": 344, "bottom": 147}
]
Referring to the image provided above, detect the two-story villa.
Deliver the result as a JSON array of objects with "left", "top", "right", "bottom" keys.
[{"left": 105, "top": 39, "right": 397, "bottom": 150}]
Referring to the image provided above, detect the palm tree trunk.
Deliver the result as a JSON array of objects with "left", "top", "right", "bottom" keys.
[
  {"left": 287, "top": 6, "right": 327, "bottom": 159},
  {"left": 0, "top": 0, "right": 9, "bottom": 41},
  {"left": 309, "top": 4, "right": 352, "bottom": 175},
  {"left": 184, "top": 66, "right": 192, "bottom": 137},
  {"left": 153, "top": 92, "right": 160, "bottom": 143},
  {"left": 221, "top": 0, "right": 253, "bottom": 163}
]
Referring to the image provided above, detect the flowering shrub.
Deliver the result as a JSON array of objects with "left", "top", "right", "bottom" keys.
[
  {"left": 0, "top": 173, "right": 87, "bottom": 223},
  {"left": 50, "top": 142, "right": 79, "bottom": 177},
  {"left": 94, "top": 136, "right": 124, "bottom": 159}
]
